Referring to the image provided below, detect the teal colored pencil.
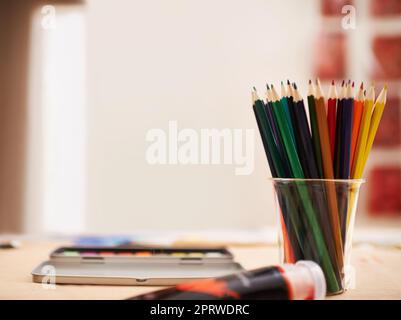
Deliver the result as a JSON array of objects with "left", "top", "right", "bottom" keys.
[
  {"left": 270, "top": 85, "right": 304, "bottom": 177},
  {"left": 280, "top": 81, "right": 296, "bottom": 144}
]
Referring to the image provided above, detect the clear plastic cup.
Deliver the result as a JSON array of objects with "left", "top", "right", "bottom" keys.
[{"left": 271, "top": 178, "right": 364, "bottom": 295}]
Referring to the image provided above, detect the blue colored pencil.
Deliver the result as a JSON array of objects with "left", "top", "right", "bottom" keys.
[{"left": 339, "top": 82, "right": 354, "bottom": 178}]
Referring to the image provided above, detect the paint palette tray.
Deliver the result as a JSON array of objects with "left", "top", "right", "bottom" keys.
[{"left": 32, "top": 246, "right": 244, "bottom": 286}]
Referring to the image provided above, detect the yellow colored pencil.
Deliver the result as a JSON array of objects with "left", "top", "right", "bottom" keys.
[
  {"left": 360, "top": 86, "right": 388, "bottom": 174},
  {"left": 351, "top": 85, "right": 375, "bottom": 179}
]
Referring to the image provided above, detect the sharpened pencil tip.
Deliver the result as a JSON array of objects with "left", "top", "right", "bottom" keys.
[
  {"left": 352, "top": 81, "right": 355, "bottom": 87},
  {"left": 332, "top": 80, "right": 335, "bottom": 85},
  {"left": 309, "top": 79, "right": 312, "bottom": 84},
  {"left": 271, "top": 84, "right": 274, "bottom": 88},
  {"left": 341, "top": 80, "right": 345, "bottom": 86},
  {"left": 293, "top": 82, "right": 298, "bottom": 90},
  {"left": 287, "top": 79, "right": 290, "bottom": 85},
  {"left": 266, "top": 83, "right": 270, "bottom": 90},
  {"left": 253, "top": 86, "right": 257, "bottom": 91},
  {"left": 360, "top": 82, "right": 364, "bottom": 90}
]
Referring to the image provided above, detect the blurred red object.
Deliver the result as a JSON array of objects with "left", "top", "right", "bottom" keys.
[
  {"left": 368, "top": 166, "right": 401, "bottom": 215},
  {"left": 315, "top": 32, "right": 346, "bottom": 80},
  {"left": 371, "top": 0, "right": 401, "bottom": 16},
  {"left": 372, "top": 36, "right": 401, "bottom": 80},
  {"left": 321, "top": 0, "right": 354, "bottom": 16},
  {"left": 373, "top": 97, "right": 401, "bottom": 147}
]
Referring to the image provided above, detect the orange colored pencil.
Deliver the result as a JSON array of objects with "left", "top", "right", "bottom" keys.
[
  {"left": 280, "top": 212, "right": 295, "bottom": 263},
  {"left": 350, "top": 83, "right": 364, "bottom": 169}
]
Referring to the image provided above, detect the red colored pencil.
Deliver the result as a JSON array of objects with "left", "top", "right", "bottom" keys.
[
  {"left": 350, "top": 83, "right": 364, "bottom": 170},
  {"left": 327, "top": 80, "right": 337, "bottom": 159}
]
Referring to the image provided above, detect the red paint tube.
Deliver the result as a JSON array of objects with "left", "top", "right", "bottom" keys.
[{"left": 131, "top": 261, "right": 326, "bottom": 300}]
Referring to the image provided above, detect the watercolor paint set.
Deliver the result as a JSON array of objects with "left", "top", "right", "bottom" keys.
[
  {"left": 32, "top": 246, "right": 243, "bottom": 286},
  {"left": 52, "top": 247, "right": 231, "bottom": 259}
]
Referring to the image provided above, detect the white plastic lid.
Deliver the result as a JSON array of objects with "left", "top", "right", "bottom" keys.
[
  {"left": 282, "top": 260, "right": 326, "bottom": 300},
  {"left": 295, "top": 260, "right": 326, "bottom": 300}
]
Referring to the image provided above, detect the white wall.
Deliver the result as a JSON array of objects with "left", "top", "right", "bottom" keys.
[
  {"left": 26, "top": 6, "right": 87, "bottom": 234},
  {"left": 85, "top": 0, "right": 319, "bottom": 232}
]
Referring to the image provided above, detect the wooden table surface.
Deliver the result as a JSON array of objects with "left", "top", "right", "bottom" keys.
[{"left": 0, "top": 241, "right": 400, "bottom": 300}]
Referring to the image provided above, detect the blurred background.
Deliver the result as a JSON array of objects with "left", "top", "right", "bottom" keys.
[{"left": 0, "top": 0, "right": 400, "bottom": 243}]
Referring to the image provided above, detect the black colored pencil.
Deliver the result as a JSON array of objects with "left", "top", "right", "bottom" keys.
[
  {"left": 306, "top": 81, "right": 324, "bottom": 178},
  {"left": 292, "top": 83, "right": 320, "bottom": 179},
  {"left": 340, "top": 82, "right": 354, "bottom": 178},
  {"left": 337, "top": 83, "right": 354, "bottom": 245},
  {"left": 334, "top": 81, "right": 345, "bottom": 178}
]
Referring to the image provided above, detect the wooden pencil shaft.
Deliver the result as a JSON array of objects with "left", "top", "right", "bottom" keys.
[
  {"left": 253, "top": 100, "right": 286, "bottom": 177},
  {"left": 339, "top": 98, "right": 353, "bottom": 179},
  {"left": 271, "top": 100, "right": 304, "bottom": 177},
  {"left": 327, "top": 98, "right": 337, "bottom": 159},
  {"left": 281, "top": 96, "right": 296, "bottom": 144},
  {"left": 352, "top": 98, "right": 374, "bottom": 178},
  {"left": 293, "top": 100, "right": 320, "bottom": 179},
  {"left": 334, "top": 99, "right": 344, "bottom": 178},
  {"left": 350, "top": 100, "right": 363, "bottom": 170},
  {"left": 361, "top": 97, "right": 386, "bottom": 174},
  {"left": 315, "top": 96, "right": 344, "bottom": 271},
  {"left": 315, "top": 97, "right": 335, "bottom": 178},
  {"left": 253, "top": 104, "right": 278, "bottom": 177},
  {"left": 307, "top": 95, "right": 324, "bottom": 178},
  {"left": 286, "top": 96, "right": 303, "bottom": 156},
  {"left": 264, "top": 101, "right": 292, "bottom": 177}
]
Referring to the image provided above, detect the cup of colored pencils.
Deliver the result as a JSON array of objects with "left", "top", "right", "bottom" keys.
[{"left": 252, "top": 80, "right": 387, "bottom": 295}]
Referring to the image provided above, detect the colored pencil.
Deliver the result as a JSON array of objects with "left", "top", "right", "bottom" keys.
[
  {"left": 307, "top": 80, "right": 324, "bottom": 178},
  {"left": 292, "top": 83, "right": 320, "bottom": 179},
  {"left": 337, "top": 82, "right": 355, "bottom": 244},
  {"left": 350, "top": 83, "right": 364, "bottom": 169},
  {"left": 327, "top": 80, "right": 337, "bottom": 159},
  {"left": 280, "top": 81, "right": 296, "bottom": 144},
  {"left": 360, "top": 86, "right": 388, "bottom": 173},
  {"left": 265, "top": 86, "right": 292, "bottom": 177},
  {"left": 351, "top": 85, "right": 375, "bottom": 178},
  {"left": 334, "top": 81, "right": 346, "bottom": 178},
  {"left": 339, "top": 82, "right": 354, "bottom": 179},
  {"left": 252, "top": 89, "right": 278, "bottom": 176}
]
